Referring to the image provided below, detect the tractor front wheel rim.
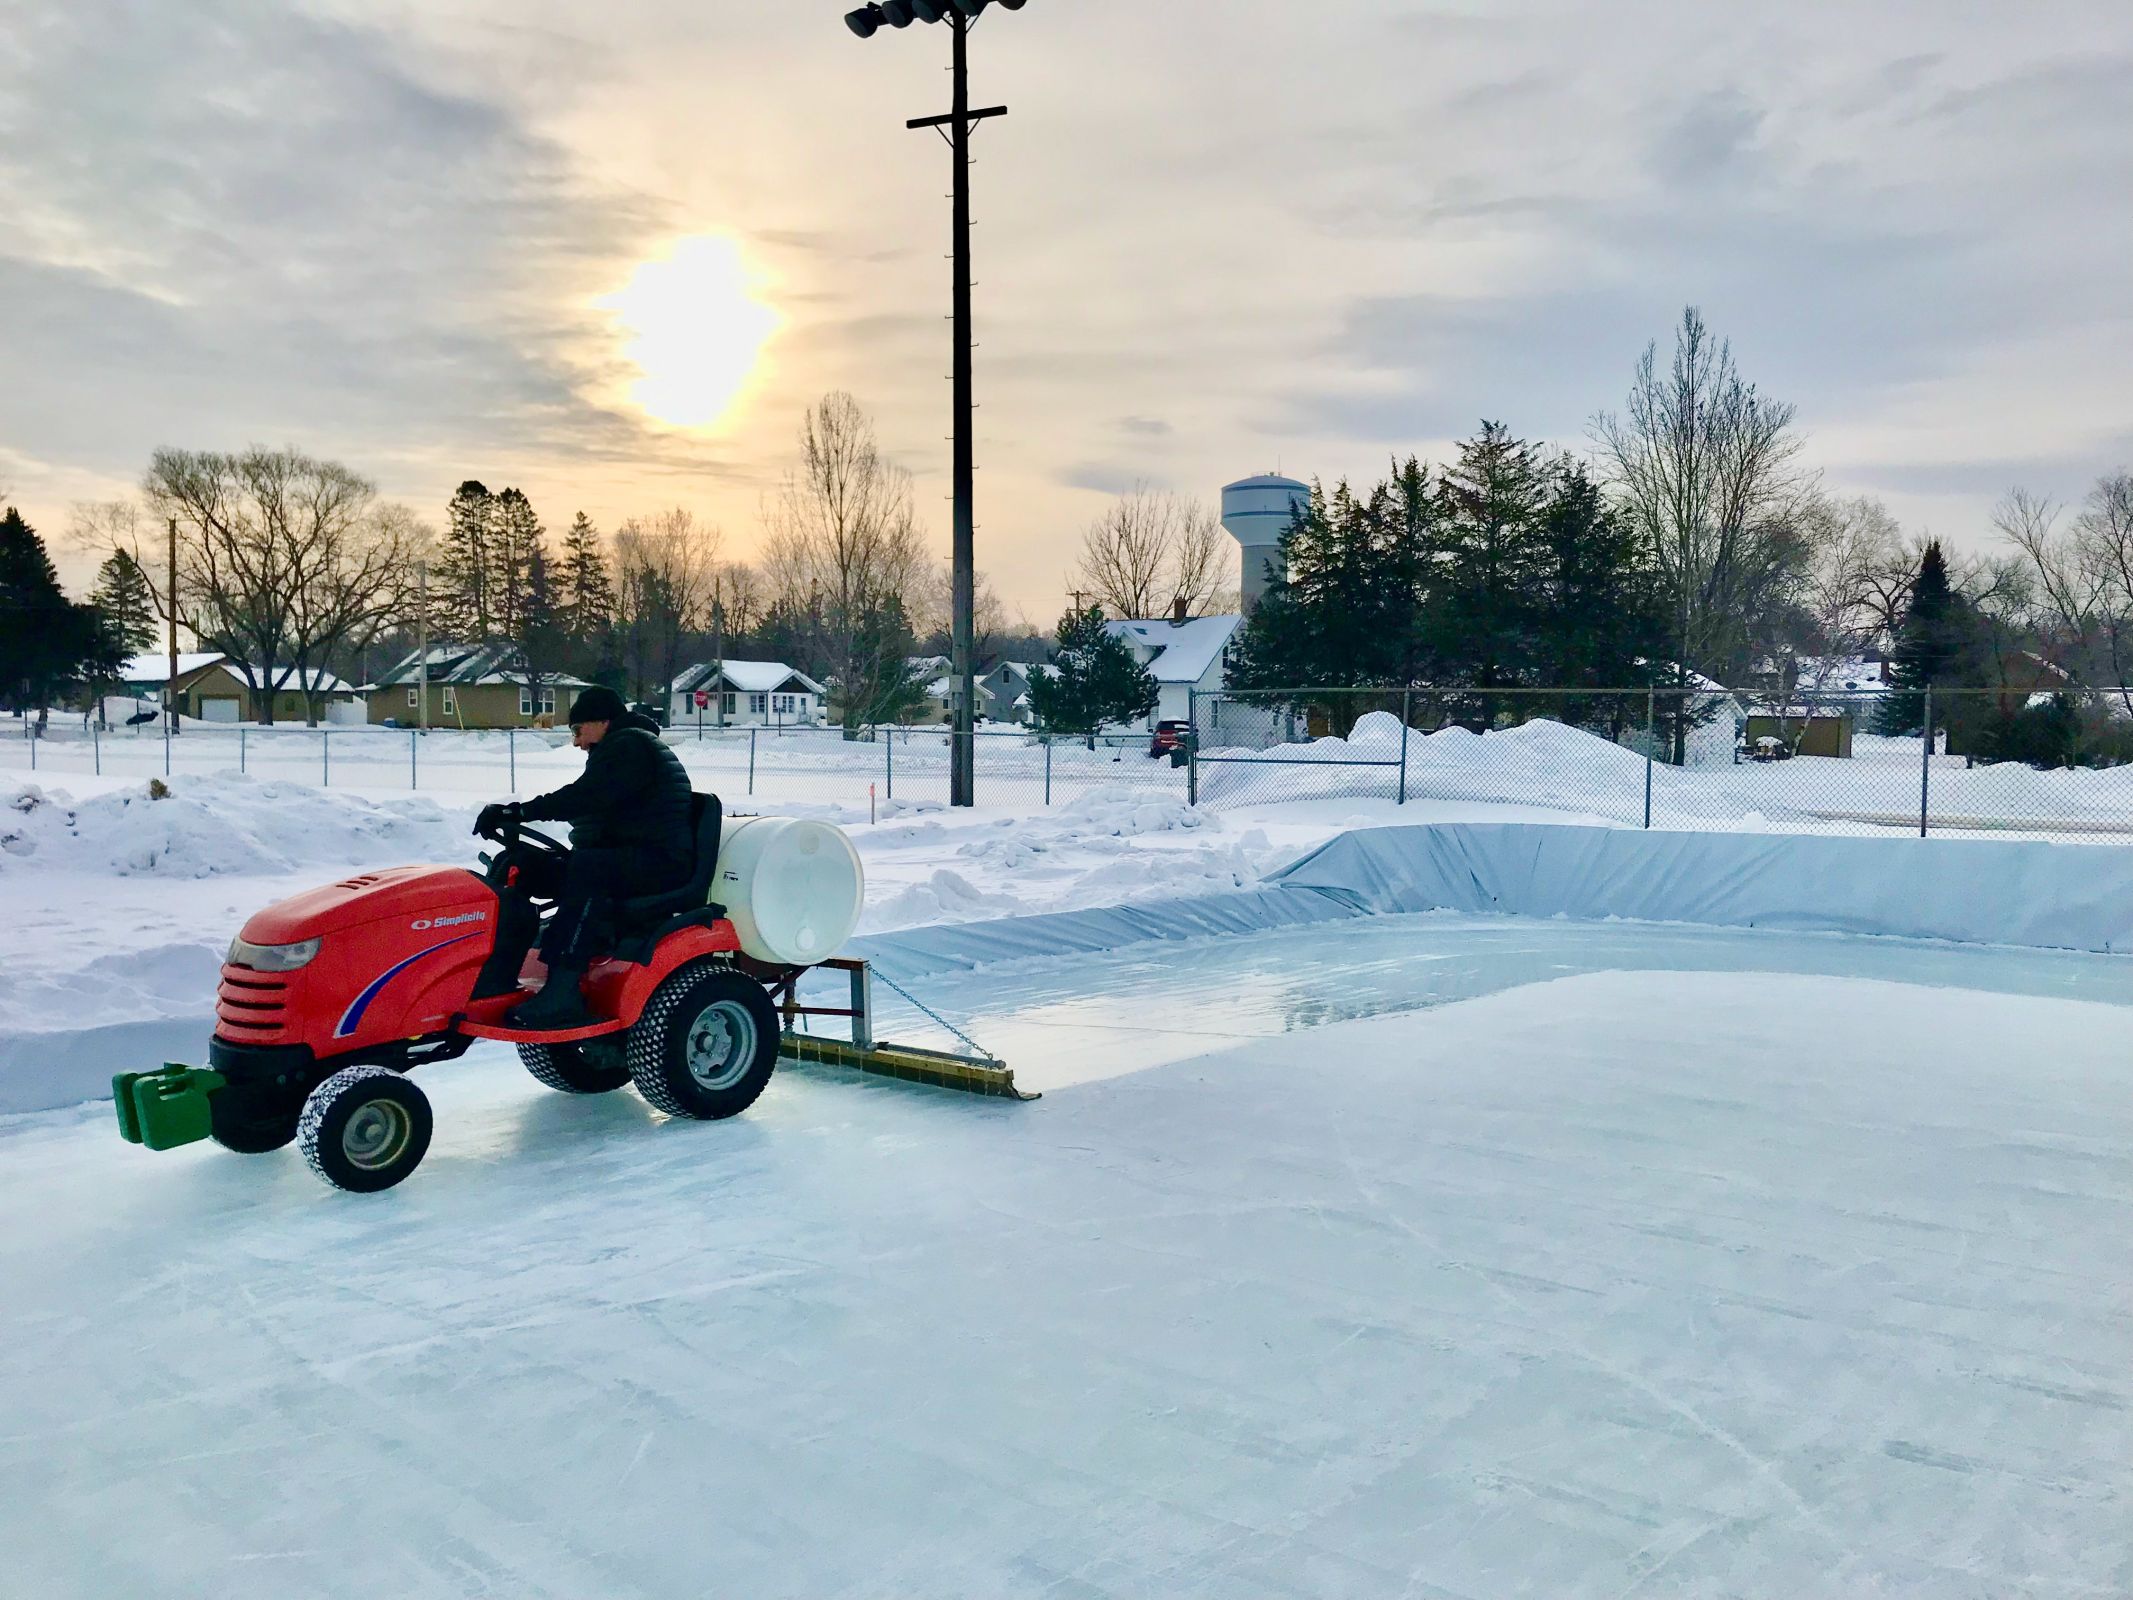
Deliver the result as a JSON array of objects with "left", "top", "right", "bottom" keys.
[
  {"left": 342, "top": 1101, "right": 413, "bottom": 1170},
  {"left": 686, "top": 1001, "right": 757, "bottom": 1092}
]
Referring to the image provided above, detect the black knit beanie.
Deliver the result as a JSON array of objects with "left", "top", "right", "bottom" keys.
[{"left": 567, "top": 686, "right": 627, "bottom": 726}]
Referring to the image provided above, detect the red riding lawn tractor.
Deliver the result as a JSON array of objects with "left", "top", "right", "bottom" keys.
[{"left": 113, "top": 795, "right": 794, "bottom": 1192}]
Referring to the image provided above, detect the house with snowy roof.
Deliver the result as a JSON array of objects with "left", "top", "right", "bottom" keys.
[
  {"left": 975, "top": 659, "right": 1057, "bottom": 726},
  {"left": 1103, "top": 609, "right": 1245, "bottom": 731},
  {"left": 669, "top": 661, "right": 826, "bottom": 728},
  {"left": 363, "top": 643, "right": 590, "bottom": 728},
  {"left": 121, "top": 652, "right": 363, "bottom": 725}
]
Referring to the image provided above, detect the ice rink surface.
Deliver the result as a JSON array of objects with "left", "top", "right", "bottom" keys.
[{"left": 4, "top": 921, "right": 2130, "bottom": 1598}]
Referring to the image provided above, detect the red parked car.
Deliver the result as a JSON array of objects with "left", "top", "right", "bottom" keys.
[{"left": 1148, "top": 720, "right": 1191, "bottom": 759}]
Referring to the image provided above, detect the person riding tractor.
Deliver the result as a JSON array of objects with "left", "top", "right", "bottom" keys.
[{"left": 475, "top": 685, "right": 695, "bottom": 1030}]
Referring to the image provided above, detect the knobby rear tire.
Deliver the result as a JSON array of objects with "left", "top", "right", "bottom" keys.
[{"left": 627, "top": 965, "right": 780, "bottom": 1122}]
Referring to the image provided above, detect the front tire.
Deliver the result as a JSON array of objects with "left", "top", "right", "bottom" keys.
[
  {"left": 628, "top": 965, "right": 780, "bottom": 1122},
  {"left": 209, "top": 1089, "right": 300, "bottom": 1154},
  {"left": 518, "top": 1036, "right": 631, "bottom": 1095},
  {"left": 298, "top": 1066, "right": 433, "bottom": 1193}
]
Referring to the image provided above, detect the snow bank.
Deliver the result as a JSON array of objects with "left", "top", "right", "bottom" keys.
[
  {"left": 1198, "top": 714, "right": 1646, "bottom": 822},
  {"left": 0, "top": 777, "right": 468, "bottom": 878}
]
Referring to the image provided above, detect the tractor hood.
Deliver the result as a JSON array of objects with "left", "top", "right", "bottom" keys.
[{"left": 240, "top": 866, "right": 495, "bottom": 946}]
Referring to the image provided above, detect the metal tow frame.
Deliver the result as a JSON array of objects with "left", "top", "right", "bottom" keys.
[{"left": 763, "top": 957, "right": 1036, "bottom": 1100}]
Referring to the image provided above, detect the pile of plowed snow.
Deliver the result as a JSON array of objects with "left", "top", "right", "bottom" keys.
[{"left": 0, "top": 777, "right": 470, "bottom": 878}]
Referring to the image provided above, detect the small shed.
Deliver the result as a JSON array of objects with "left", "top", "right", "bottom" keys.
[{"left": 1744, "top": 713, "right": 1855, "bottom": 759}]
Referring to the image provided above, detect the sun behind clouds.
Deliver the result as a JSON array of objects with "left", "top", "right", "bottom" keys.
[{"left": 597, "top": 235, "right": 781, "bottom": 432}]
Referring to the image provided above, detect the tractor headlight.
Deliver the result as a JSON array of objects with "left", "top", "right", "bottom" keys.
[{"left": 226, "top": 936, "right": 321, "bottom": 972}]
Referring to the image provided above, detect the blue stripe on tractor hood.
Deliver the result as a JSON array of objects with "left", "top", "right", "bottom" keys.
[{"left": 335, "top": 933, "right": 483, "bottom": 1040}]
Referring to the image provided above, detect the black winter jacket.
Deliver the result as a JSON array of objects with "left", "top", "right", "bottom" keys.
[{"left": 519, "top": 713, "right": 693, "bottom": 860}]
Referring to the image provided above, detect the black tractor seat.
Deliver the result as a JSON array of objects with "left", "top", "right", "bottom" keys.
[{"left": 610, "top": 792, "right": 728, "bottom": 965}]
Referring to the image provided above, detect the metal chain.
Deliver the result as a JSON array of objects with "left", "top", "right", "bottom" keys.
[{"left": 869, "top": 967, "right": 1000, "bottom": 1065}]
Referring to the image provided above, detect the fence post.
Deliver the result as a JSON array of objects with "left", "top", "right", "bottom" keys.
[
  {"left": 1920, "top": 686, "right": 1932, "bottom": 837},
  {"left": 1044, "top": 736, "right": 1052, "bottom": 806},
  {"left": 1188, "top": 688, "right": 1199, "bottom": 807},
  {"left": 1644, "top": 687, "right": 1655, "bottom": 830},
  {"left": 93, "top": 719, "right": 100, "bottom": 777},
  {"left": 1397, "top": 688, "right": 1411, "bottom": 806},
  {"left": 884, "top": 726, "right": 893, "bottom": 800},
  {"left": 410, "top": 728, "right": 418, "bottom": 790},
  {"left": 240, "top": 724, "right": 247, "bottom": 774},
  {"left": 509, "top": 727, "right": 516, "bottom": 794},
  {"left": 163, "top": 706, "right": 172, "bottom": 777},
  {"left": 27, "top": 718, "right": 34, "bottom": 772},
  {"left": 322, "top": 729, "right": 330, "bottom": 788},
  {"left": 748, "top": 727, "right": 756, "bottom": 795}
]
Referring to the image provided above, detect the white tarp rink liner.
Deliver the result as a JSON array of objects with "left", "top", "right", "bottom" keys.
[
  {"left": 856, "top": 823, "right": 2133, "bottom": 989},
  {"left": 1272, "top": 823, "right": 2133, "bottom": 953}
]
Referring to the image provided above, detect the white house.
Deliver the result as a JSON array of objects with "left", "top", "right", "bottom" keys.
[
  {"left": 916, "top": 673, "right": 998, "bottom": 726},
  {"left": 669, "top": 661, "right": 826, "bottom": 728},
  {"left": 1102, "top": 614, "right": 1244, "bottom": 730}
]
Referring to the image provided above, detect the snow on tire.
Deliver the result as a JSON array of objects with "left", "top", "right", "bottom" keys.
[
  {"left": 627, "top": 964, "right": 780, "bottom": 1122},
  {"left": 298, "top": 1065, "right": 434, "bottom": 1194}
]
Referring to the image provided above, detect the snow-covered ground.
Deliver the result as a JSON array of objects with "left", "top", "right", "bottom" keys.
[
  {"left": 4, "top": 952, "right": 2127, "bottom": 1597},
  {"left": 12, "top": 708, "right": 2133, "bottom": 840}
]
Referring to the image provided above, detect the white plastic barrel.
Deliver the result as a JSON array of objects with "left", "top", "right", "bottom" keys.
[{"left": 712, "top": 817, "right": 865, "bottom": 966}]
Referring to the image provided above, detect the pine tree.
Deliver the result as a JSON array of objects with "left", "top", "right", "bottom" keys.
[
  {"left": 830, "top": 596, "right": 929, "bottom": 729},
  {"left": 1528, "top": 461, "right": 1665, "bottom": 729},
  {"left": 557, "top": 511, "right": 617, "bottom": 650},
  {"left": 490, "top": 488, "right": 544, "bottom": 640},
  {"left": 1027, "top": 605, "right": 1159, "bottom": 738},
  {"left": 1876, "top": 540, "right": 1986, "bottom": 737},
  {"left": 1428, "top": 422, "right": 1549, "bottom": 725},
  {"left": 1226, "top": 470, "right": 1437, "bottom": 732},
  {"left": 0, "top": 507, "right": 97, "bottom": 720},
  {"left": 434, "top": 480, "right": 495, "bottom": 640},
  {"left": 89, "top": 549, "right": 159, "bottom": 656}
]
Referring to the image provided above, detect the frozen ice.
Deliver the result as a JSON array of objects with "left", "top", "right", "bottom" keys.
[{"left": 3, "top": 928, "right": 2128, "bottom": 1598}]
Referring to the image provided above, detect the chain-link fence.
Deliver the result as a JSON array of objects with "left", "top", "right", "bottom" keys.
[
  {"left": 11, "top": 684, "right": 2133, "bottom": 841},
  {"left": 1191, "top": 685, "right": 2133, "bottom": 844},
  {"left": 0, "top": 714, "right": 1191, "bottom": 817}
]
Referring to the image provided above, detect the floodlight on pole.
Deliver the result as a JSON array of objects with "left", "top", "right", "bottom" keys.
[{"left": 839, "top": 0, "right": 1033, "bottom": 809}]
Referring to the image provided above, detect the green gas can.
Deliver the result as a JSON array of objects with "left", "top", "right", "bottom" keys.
[{"left": 112, "top": 1065, "right": 228, "bottom": 1152}]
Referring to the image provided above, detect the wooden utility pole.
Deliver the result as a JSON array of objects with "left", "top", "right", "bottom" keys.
[
  {"left": 415, "top": 560, "right": 430, "bottom": 733},
  {"left": 166, "top": 517, "right": 179, "bottom": 736}
]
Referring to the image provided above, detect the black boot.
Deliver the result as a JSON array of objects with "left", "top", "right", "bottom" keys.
[{"left": 507, "top": 964, "right": 594, "bottom": 1030}]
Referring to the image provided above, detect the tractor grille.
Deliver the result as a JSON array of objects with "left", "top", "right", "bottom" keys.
[{"left": 216, "top": 966, "right": 292, "bottom": 1041}]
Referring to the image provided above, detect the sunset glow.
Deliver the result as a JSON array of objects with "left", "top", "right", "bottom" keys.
[{"left": 597, "top": 235, "right": 780, "bottom": 431}]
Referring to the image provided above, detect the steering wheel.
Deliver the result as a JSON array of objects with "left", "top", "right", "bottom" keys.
[{"left": 480, "top": 811, "right": 571, "bottom": 861}]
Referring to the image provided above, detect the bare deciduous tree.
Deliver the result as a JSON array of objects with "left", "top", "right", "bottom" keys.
[
  {"left": 613, "top": 508, "right": 721, "bottom": 710},
  {"left": 762, "top": 393, "right": 927, "bottom": 731},
  {"left": 1594, "top": 307, "right": 1816, "bottom": 757},
  {"left": 119, "top": 447, "right": 419, "bottom": 725},
  {"left": 1073, "top": 485, "right": 1228, "bottom": 621},
  {"left": 2000, "top": 474, "right": 2133, "bottom": 708}
]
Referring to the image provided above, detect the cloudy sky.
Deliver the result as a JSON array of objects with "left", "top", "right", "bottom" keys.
[{"left": 3, "top": 0, "right": 2129, "bottom": 616}]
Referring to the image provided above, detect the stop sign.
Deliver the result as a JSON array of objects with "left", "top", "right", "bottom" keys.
[{"left": 694, "top": 690, "right": 711, "bottom": 710}]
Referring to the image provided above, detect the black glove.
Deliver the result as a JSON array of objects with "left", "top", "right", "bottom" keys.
[{"left": 475, "top": 801, "right": 522, "bottom": 838}]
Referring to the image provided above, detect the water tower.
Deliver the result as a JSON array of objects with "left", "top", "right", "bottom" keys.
[{"left": 1221, "top": 473, "right": 1309, "bottom": 614}]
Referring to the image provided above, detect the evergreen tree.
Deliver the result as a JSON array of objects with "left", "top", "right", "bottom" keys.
[
  {"left": 557, "top": 511, "right": 617, "bottom": 652},
  {"left": 1227, "top": 470, "right": 1437, "bottom": 732},
  {"left": 1429, "top": 422, "right": 1548, "bottom": 719},
  {"left": 0, "top": 507, "right": 97, "bottom": 719},
  {"left": 490, "top": 487, "right": 544, "bottom": 639},
  {"left": 1528, "top": 461, "right": 1666, "bottom": 729},
  {"left": 511, "top": 545, "right": 569, "bottom": 719},
  {"left": 1876, "top": 540, "right": 1987, "bottom": 738},
  {"left": 831, "top": 596, "right": 929, "bottom": 729},
  {"left": 89, "top": 549, "right": 159, "bottom": 657},
  {"left": 435, "top": 480, "right": 495, "bottom": 639},
  {"left": 1027, "top": 605, "right": 1159, "bottom": 738}
]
